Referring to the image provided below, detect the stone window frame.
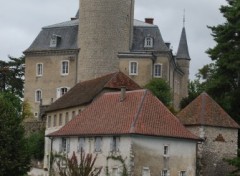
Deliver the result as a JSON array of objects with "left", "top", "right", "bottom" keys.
[
  {"left": 179, "top": 171, "right": 187, "bottom": 176},
  {"left": 110, "top": 136, "right": 120, "bottom": 152},
  {"left": 47, "top": 115, "right": 51, "bottom": 128},
  {"left": 35, "top": 89, "right": 42, "bottom": 103},
  {"left": 57, "top": 87, "right": 69, "bottom": 99},
  {"left": 50, "top": 34, "right": 61, "bottom": 48},
  {"left": 65, "top": 112, "right": 69, "bottom": 125},
  {"left": 142, "top": 167, "right": 150, "bottom": 176},
  {"left": 61, "top": 60, "right": 69, "bottom": 76},
  {"left": 77, "top": 138, "right": 85, "bottom": 153},
  {"left": 144, "top": 37, "right": 154, "bottom": 48},
  {"left": 59, "top": 113, "right": 63, "bottom": 126},
  {"left": 129, "top": 61, "right": 138, "bottom": 75},
  {"left": 36, "top": 63, "right": 43, "bottom": 77},
  {"left": 154, "top": 63, "right": 162, "bottom": 78},
  {"left": 163, "top": 145, "right": 169, "bottom": 157},
  {"left": 161, "top": 170, "right": 170, "bottom": 176},
  {"left": 53, "top": 114, "right": 57, "bottom": 127}
]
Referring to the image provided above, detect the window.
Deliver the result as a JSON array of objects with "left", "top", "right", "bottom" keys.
[
  {"left": 47, "top": 116, "right": 51, "bottom": 128},
  {"left": 35, "top": 89, "right": 42, "bottom": 102},
  {"left": 129, "top": 61, "right": 138, "bottom": 75},
  {"left": 110, "top": 136, "right": 120, "bottom": 152},
  {"left": 50, "top": 34, "right": 61, "bottom": 48},
  {"left": 53, "top": 115, "right": 57, "bottom": 127},
  {"left": 94, "top": 137, "right": 102, "bottom": 152},
  {"left": 72, "top": 111, "right": 76, "bottom": 119},
  {"left": 112, "top": 167, "right": 119, "bottom": 176},
  {"left": 59, "top": 113, "right": 62, "bottom": 126},
  {"left": 36, "top": 63, "right": 43, "bottom": 76},
  {"left": 154, "top": 64, "right": 162, "bottom": 77},
  {"left": 161, "top": 170, "right": 169, "bottom": 176},
  {"left": 179, "top": 171, "right": 186, "bottom": 176},
  {"left": 57, "top": 87, "right": 69, "bottom": 99},
  {"left": 78, "top": 138, "right": 85, "bottom": 152},
  {"left": 65, "top": 112, "right": 69, "bottom": 124},
  {"left": 144, "top": 37, "right": 153, "bottom": 48},
  {"left": 61, "top": 61, "right": 69, "bottom": 75},
  {"left": 142, "top": 167, "right": 150, "bottom": 176},
  {"left": 164, "top": 145, "right": 169, "bottom": 156},
  {"left": 61, "top": 138, "right": 70, "bottom": 153},
  {"left": 34, "top": 112, "right": 38, "bottom": 118}
]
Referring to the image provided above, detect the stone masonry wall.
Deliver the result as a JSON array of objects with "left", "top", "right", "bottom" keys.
[
  {"left": 187, "top": 126, "right": 238, "bottom": 176},
  {"left": 78, "top": 0, "right": 135, "bottom": 81}
]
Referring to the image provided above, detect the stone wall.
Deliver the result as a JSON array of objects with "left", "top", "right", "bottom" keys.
[
  {"left": 78, "top": 0, "right": 135, "bottom": 81},
  {"left": 187, "top": 126, "right": 238, "bottom": 176}
]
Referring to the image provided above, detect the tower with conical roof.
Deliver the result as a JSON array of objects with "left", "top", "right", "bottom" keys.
[{"left": 176, "top": 21, "right": 191, "bottom": 98}]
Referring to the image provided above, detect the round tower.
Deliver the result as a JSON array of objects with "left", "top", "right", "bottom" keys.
[{"left": 78, "top": 0, "right": 135, "bottom": 81}]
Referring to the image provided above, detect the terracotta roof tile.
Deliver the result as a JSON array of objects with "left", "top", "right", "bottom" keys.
[
  {"left": 46, "top": 72, "right": 141, "bottom": 112},
  {"left": 48, "top": 90, "right": 199, "bottom": 140},
  {"left": 177, "top": 92, "right": 239, "bottom": 129}
]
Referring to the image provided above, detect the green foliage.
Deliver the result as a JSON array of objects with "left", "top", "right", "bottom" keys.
[
  {"left": 22, "top": 100, "right": 34, "bottom": 119},
  {"left": 0, "top": 56, "right": 25, "bottom": 98},
  {"left": 0, "top": 92, "right": 30, "bottom": 175},
  {"left": 224, "top": 156, "right": 240, "bottom": 176},
  {"left": 26, "top": 130, "right": 45, "bottom": 161},
  {"left": 205, "top": 0, "right": 240, "bottom": 122},
  {"left": 145, "top": 78, "right": 172, "bottom": 107},
  {"left": 51, "top": 151, "right": 102, "bottom": 176}
]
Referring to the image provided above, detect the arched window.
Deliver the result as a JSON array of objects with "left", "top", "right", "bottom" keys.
[
  {"left": 35, "top": 89, "right": 42, "bottom": 102},
  {"left": 144, "top": 37, "right": 153, "bottom": 48}
]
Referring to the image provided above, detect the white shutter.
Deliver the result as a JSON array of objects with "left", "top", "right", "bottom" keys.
[
  {"left": 67, "top": 139, "right": 70, "bottom": 153},
  {"left": 56, "top": 88, "right": 60, "bottom": 99}
]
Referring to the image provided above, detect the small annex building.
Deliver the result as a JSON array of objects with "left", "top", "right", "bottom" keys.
[
  {"left": 47, "top": 89, "right": 199, "bottom": 176},
  {"left": 177, "top": 92, "right": 239, "bottom": 176}
]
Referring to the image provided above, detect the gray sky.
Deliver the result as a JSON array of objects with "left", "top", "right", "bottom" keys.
[{"left": 0, "top": 0, "right": 227, "bottom": 79}]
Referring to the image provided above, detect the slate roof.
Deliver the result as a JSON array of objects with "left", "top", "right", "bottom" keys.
[
  {"left": 48, "top": 89, "right": 199, "bottom": 141},
  {"left": 46, "top": 72, "right": 141, "bottom": 112},
  {"left": 177, "top": 92, "right": 239, "bottom": 129},
  {"left": 176, "top": 27, "right": 191, "bottom": 60},
  {"left": 25, "top": 19, "right": 169, "bottom": 53}
]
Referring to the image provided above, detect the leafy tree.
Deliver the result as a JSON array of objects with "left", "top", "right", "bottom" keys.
[
  {"left": 145, "top": 78, "right": 172, "bottom": 107},
  {"left": 206, "top": 0, "right": 240, "bottom": 122},
  {"left": 224, "top": 156, "right": 240, "bottom": 176},
  {"left": 0, "top": 92, "right": 30, "bottom": 175},
  {"left": 0, "top": 56, "right": 25, "bottom": 98},
  {"left": 27, "top": 130, "right": 45, "bottom": 161}
]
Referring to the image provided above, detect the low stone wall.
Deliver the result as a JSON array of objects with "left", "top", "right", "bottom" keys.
[{"left": 23, "top": 119, "right": 45, "bottom": 137}]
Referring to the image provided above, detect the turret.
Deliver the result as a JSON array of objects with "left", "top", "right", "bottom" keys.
[
  {"left": 78, "top": 0, "right": 135, "bottom": 82},
  {"left": 176, "top": 26, "right": 191, "bottom": 98}
]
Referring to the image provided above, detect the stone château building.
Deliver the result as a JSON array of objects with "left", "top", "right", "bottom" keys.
[{"left": 24, "top": 0, "right": 191, "bottom": 117}]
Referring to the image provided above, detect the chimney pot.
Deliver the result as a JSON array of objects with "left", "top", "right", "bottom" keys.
[
  {"left": 145, "top": 18, "right": 154, "bottom": 24},
  {"left": 120, "top": 87, "right": 126, "bottom": 102}
]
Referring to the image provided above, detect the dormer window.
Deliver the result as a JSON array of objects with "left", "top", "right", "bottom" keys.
[
  {"left": 50, "top": 34, "right": 61, "bottom": 48},
  {"left": 144, "top": 37, "right": 153, "bottom": 48}
]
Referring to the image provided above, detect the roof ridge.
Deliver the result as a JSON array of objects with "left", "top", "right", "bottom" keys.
[
  {"left": 130, "top": 90, "right": 148, "bottom": 133},
  {"left": 104, "top": 71, "right": 119, "bottom": 88}
]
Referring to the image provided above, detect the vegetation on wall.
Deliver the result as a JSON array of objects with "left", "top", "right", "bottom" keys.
[{"left": 106, "top": 155, "right": 128, "bottom": 176}]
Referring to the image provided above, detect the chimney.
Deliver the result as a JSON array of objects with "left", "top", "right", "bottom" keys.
[
  {"left": 145, "top": 18, "right": 154, "bottom": 24},
  {"left": 120, "top": 87, "right": 126, "bottom": 102}
]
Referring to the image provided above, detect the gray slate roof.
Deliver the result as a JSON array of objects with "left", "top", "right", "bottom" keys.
[
  {"left": 25, "top": 19, "right": 168, "bottom": 53},
  {"left": 176, "top": 27, "right": 191, "bottom": 60}
]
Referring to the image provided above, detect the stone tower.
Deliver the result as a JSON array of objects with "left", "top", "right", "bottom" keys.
[
  {"left": 78, "top": 0, "right": 135, "bottom": 82},
  {"left": 176, "top": 26, "right": 191, "bottom": 98}
]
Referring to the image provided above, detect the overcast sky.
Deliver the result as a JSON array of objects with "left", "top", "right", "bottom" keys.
[{"left": 0, "top": 0, "right": 227, "bottom": 79}]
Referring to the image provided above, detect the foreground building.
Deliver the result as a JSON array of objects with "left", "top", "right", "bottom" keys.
[
  {"left": 24, "top": 0, "right": 191, "bottom": 117},
  {"left": 47, "top": 89, "right": 199, "bottom": 176},
  {"left": 177, "top": 92, "right": 239, "bottom": 176}
]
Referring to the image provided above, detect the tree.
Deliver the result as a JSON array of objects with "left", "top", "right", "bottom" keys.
[
  {"left": 206, "top": 0, "right": 240, "bottom": 122},
  {"left": 0, "top": 92, "right": 30, "bottom": 175},
  {"left": 0, "top": 56, "right": 25, "bottom": 98},
  {"left": 145, "top": 78, "right": 172, "bottom": 107}
]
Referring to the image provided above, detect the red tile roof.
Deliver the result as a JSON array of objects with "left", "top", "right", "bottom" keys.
[
  {"left": 48, "top": 90, "right": 199, "bottom": 140},
  {"left": 177, "top": 92, "right": 239, "bottom": 129},
  {"left": 46, "top": 72, "right": 141, "bottom": 112}
]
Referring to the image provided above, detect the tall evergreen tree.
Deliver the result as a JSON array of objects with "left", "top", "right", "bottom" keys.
[
  {"left": 0, "top": 93, "right": 30, "bottom": 175},
  {"left": 0, "top": 56, "right": 25, "bottom": 98},
  {"left": 206, "top": 0, "right": 240, "bottom": 122}
]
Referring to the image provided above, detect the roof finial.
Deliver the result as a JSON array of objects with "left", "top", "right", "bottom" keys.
[{"left": 183, "top": 9, "right": 186, "bottom": 27}]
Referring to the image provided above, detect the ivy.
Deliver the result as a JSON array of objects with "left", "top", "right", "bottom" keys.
[{"left": 106, "top": 155, "right": 128, "bottom": 176}]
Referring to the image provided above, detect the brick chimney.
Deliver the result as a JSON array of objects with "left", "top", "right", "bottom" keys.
[
  {"left": 145, "top": 18, "right": 154, "bottom": 24},
  {"left": 120, "top": 87, "right": 126, "bottom": 102}
]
